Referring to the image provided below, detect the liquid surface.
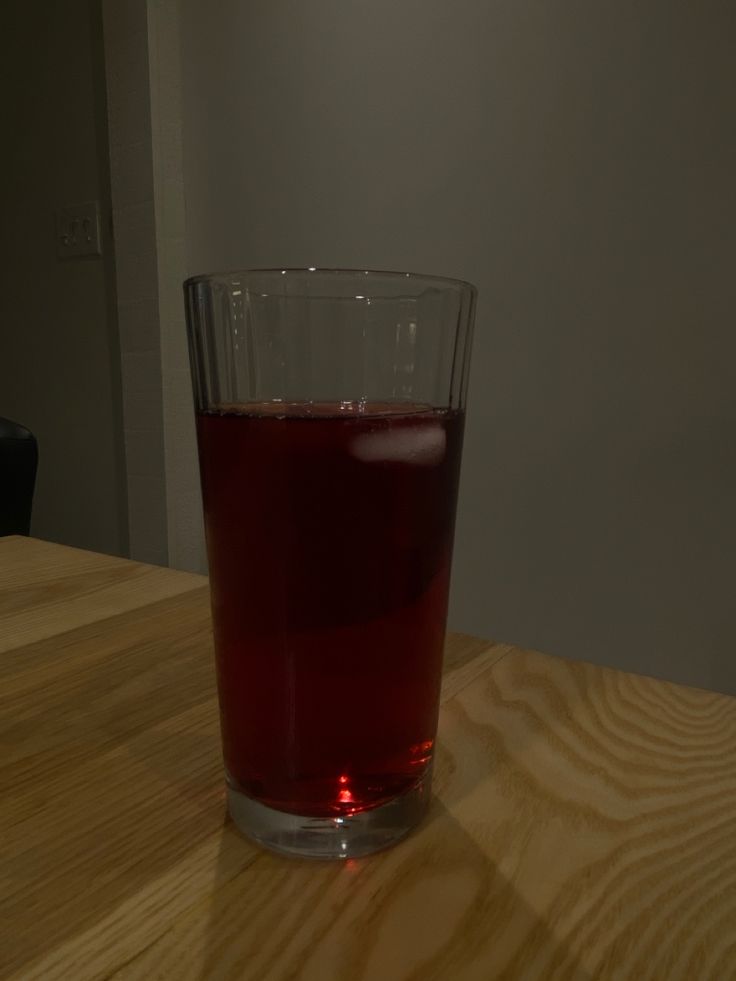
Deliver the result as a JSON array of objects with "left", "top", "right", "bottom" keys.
[{"left": 196, "top": 401, "right": 465, "bottom": 817}]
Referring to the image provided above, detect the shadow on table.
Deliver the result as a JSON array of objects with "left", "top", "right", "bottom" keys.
[{"left": 195, "top": 794, "right": 591, "bottom": 980}]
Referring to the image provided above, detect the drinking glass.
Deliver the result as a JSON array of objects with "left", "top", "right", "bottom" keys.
[{"left": 185, "top": 268, "right": 476, "bottom": 858}]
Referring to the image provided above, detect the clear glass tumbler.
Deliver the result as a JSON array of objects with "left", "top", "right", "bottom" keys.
[{"left": 185, "top": 268, "right": 476, "bottom": 858}]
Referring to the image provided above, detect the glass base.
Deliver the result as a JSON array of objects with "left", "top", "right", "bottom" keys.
[{"left": 227, "top": 767, "right": 432, "bottom": 860}]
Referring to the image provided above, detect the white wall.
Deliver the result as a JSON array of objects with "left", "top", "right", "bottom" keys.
[
  {"left": 180, "top": 0, "right": 736, "bottom": 692},
  {"left": 103, "top": 0, "right": 202, "bottom": 570},
  {"left": 148, "top": 0, "right": 203, "bottom": 573},
  {"left": 103, "top": 0, "right": 168, "bottom": 566},
  {"left": 0, "top": 0, "right": 127, "bottom": 556}
]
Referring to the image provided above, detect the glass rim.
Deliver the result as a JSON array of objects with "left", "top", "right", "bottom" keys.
[{"left": 184, "top": 266, "right": 477, "bottom": 298}]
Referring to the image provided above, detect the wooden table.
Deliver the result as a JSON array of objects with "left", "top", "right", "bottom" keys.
[{"left": 2, "top": 536, "right": 735, "bottom": 980}]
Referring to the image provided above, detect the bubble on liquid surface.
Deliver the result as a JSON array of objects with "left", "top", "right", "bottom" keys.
[{"left": 350, "top": 425, "right": 446, "bottom": 466}]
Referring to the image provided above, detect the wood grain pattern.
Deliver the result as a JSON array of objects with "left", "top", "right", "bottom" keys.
[
  {"left": 0, "top": 536, "right": 204, "bottom": 653},
  {"left": 2, "top": 539, "right": 735, "bottom": 980}
]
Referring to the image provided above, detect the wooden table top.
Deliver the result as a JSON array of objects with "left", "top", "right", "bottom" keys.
[{"left": 2, "top": 536, "right": 736, "bottom": 980}]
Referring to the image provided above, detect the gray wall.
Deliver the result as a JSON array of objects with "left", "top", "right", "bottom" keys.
[
  {"left": 0, "top": 0, "right": 127, "bottom": 555},
  {"left": 181, "top": 0, "right": 736, "bottom": 692}
]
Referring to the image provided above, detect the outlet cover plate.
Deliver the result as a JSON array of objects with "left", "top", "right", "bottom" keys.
[{"left": 57, "top": 201, "right": 102, "bottom": 258}]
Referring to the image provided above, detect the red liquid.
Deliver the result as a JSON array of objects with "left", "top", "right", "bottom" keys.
[{"left": 196, "top": 402, "right": 464, "bottom": 817}]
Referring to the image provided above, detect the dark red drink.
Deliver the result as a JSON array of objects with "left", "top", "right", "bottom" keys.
[{"left": 196, "top": 402, "right": 464, "bottom": 818}]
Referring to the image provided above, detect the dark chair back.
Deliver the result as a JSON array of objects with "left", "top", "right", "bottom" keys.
[{"left": 0, "top": 417, "right": 38, "bottom": 536}]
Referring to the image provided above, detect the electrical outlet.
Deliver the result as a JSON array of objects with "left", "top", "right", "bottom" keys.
[{"left": 57, "top": 201, "right": 102, "bottom": 258}]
